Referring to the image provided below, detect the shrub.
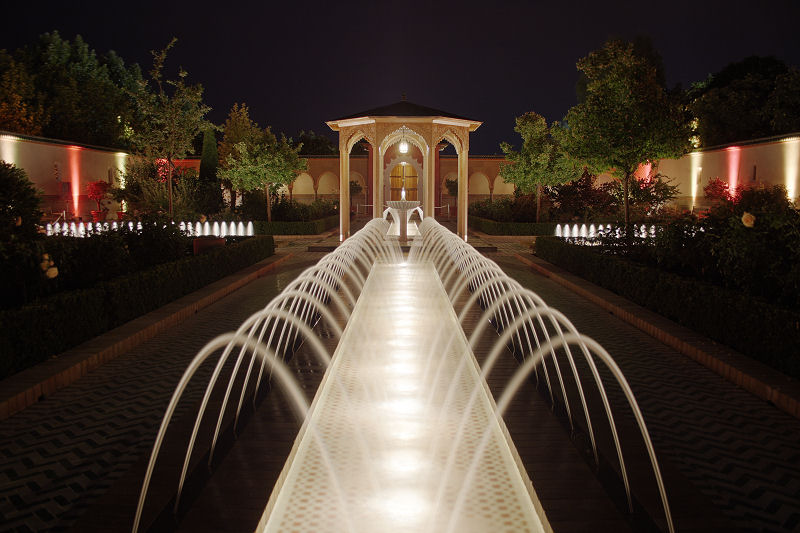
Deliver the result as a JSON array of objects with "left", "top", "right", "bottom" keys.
[
  {"left": 468, "top": 216, "right": 558, "bottom": 236},
  {"left": 470, "top": 196, "right": 538, "bottom": 222},
  {"left": 0, "top": 236, "right": 275, "bottom": 379},
  {"left": 0, "top": 223, "right": 191, "bottom": 310},
  {"left": 534, "top": 237, "right": 800, "bottom": 378},
  {"left": 547, "top": 170, "right": 616, "bottom": 221},
  {"left": 0, "top": 161, "right": 41, "bottom": 242},
  {"left": 254, "top": 215, "right": 338, "bottom": 235}
]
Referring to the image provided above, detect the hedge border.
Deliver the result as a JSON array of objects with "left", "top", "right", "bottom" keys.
[
  {"left": 254, "top": 215, "right": 338, "bottom": 235},
  {"left": 534, "top": 237, "right": 800, "bottom": 379},
  {"left": 468, "top": 216, "right": 558, "bottom": 236},
  {"left": 0, "top": 236, "right": 275, "bottom": 379}
]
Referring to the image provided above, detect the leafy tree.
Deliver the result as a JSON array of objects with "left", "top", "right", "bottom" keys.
[
  {"left": 0, "top": 161, "right": 41, "bottom": 242},
  {"left": 500, "top": 112, "right": 580, "bottom": 221},
  {"left": 703, "top": 177, "right": 732, "bottom": 204},
  {"left": 87, "top": 180, "right": 110, "bottom": 211},
  {"left": 445, "top": 178, "right": 458, "bottom": 197},
  {"left": 19, "top": 32, "right": 141, "bottom": 147},
  {"left": 218, "top": 103, "right": 263, "bottom": 208},
  {"left": 766, "top": 67, "right": 800, "bottom": 134},
  {"left": 548, "top": 169, "right": 615, "bottom": 221},
  {"left": 0, "top": 50, "right": 43, "bottom": 135},
  {"left": 129, "top": 38, "right": 211, "bottom": 218},
  {"left": 561, "top": 39, "right": 690, "bottom": 228},
  {"left": 218, "top": 133, "right": 307, "bottom": 222},
  {"left": 689, "top": 56, "right": 790, "bottom": 146},
  {"left": 296, "top": 130, "right": 338, "bottom": 155}
]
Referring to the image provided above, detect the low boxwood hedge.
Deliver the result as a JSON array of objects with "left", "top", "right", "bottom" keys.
[
  {"left": 469, "top": 216, "right": 558, "bottom": 236},
  {"left": 0, "top": 236, "right": 275, "bottom": 379},
  {"left": 254, "top": 215, "right": 338, "bottom": 235},
  {"left": 534, "top": 237, "right": 800, "bottom": 379}
]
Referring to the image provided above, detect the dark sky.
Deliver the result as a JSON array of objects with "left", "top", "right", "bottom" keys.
[{"left": 3, "top": 0, "right": 800, "bottom": 154}]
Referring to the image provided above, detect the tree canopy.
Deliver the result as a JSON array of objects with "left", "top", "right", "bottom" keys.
[
  {"left": 561, "top": 39, "right": 690, "bottom": 226},
  {"left": 689, "top": 56, "right": 800, "bottom": 146},
  {"left": 295, "top": 130, "right": 338, "bottom": 155},
  {"left": 127, "top": 38, "right": 211, "bottom": 217},
  {"left": 500, "top": 112, "right": 580, "bottom": 221},
  {"left": 1, "top": 32, "right": 142, "bottom": 147},
  {"left": 500, "top": 112, "right": 580, "bottom": 192},
  {"left": 218, "top": 133, "right": 306, "bottom": 222},
  {"left": 0, "top": 50, "right": 43, "bottom": 135}
]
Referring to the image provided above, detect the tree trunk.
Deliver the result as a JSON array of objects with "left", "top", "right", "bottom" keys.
[
  {"left": 623, "top": 171, "right": 630, "bottom": 231},
  {"left": 535, "top": 184, "right": 542, "bottom": 223},
  {"left": 266, "top": 185, "right": 272, "bottom": 223},
  {"left": 167, "top": 157, "right": 174, "bottom": 221}
]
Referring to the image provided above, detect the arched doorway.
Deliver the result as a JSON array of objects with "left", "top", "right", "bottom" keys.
[{"left": 389, "top": 163, "right": 418, "bottom": 201}]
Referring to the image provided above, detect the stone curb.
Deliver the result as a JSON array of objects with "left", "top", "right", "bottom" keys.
[
  {"left": 0, "top": 253, "right": 294, "bottom": 421},
  {"left": 511, "top": 251, "right": 800, "bottom": 421}
]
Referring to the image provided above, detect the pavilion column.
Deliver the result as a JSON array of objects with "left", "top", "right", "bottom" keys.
[
  {"left": 372, "top": 144, "right": 382, "bottom": 218},
  {"left": 339, "top": 147, "right": 350, "bottom": 240},
  {"left": 365, "top": 143, "right": 373, "bottom": 216},
  {"left": 457, "top": 147, "right": 469, "bottom": 239},
  {"left": 424, "top": 145, "right": 435, "bottom": 219},
  {"left": 435, "top": 143, "right": 442, "bottom": 213}
]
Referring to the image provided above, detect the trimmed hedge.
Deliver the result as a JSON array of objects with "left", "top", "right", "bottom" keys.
[
  {"left": 0, "top": 236, "right": 275, "bottom": 379},
  {"left": 534, "top": 237, "right": 800, "bottom": 379},
  {"left": 469, "top": 216, "right": 558, "bottom": 236},
  {"left": 254, "top": 215, "right": 338, "bottom": 235}
]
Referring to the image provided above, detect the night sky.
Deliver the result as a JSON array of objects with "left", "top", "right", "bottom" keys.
[{"left": 4, "top": 0, "right": 800, "bottom": 154}]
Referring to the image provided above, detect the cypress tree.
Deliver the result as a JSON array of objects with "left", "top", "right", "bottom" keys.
[{"left": 197, "top": 128, "right": 222, "bottom": 214}]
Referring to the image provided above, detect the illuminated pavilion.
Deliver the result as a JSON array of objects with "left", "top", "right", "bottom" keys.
[{"left": 326, "top": 100, "right": 482, "bottom": 240}]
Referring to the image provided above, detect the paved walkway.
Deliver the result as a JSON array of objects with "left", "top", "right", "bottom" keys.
[{"left": 1, "top": 226, "right": 799, "bottom": 532}]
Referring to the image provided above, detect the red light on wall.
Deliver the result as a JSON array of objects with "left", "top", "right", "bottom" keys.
[
  {"left": 68, "top": 146, "right": 82, "bottom": 217},
  {"left": 726, "top": 146, "right": 741, "bottom": 194}
]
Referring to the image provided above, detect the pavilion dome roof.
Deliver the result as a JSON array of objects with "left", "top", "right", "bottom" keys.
[{"left": 332, "top": 100, "right": 478, "bottom": 122}]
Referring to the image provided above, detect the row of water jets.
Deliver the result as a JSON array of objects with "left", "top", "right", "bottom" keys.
[
  {"left": 45, "top": 220, "right": 255, "bottom": 238},
  {"left": 133, "top": 217, "right": 674, "bottom": 532},
  {"left": 555, "top": 222, "right": 658, "bottom": 239}
]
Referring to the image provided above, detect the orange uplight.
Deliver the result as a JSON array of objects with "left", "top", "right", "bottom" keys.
[
  {"left": 726, "top": 146, "right": 741, "bottom": 194},
  {"left": 68, "top": 146, "right": 82, "bottom": 216}
]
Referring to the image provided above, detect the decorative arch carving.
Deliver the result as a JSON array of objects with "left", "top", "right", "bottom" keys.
[
  {"left": 379, "top": 125, "right": 429, "bottom": 156},
  {"left": 432, "top": 124, "right": 467, "bottom": 155},
  {"left": 340, "top": 124, "right": 376, "bottom": 154}
]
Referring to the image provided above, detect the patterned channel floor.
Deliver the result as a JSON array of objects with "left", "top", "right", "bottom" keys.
[{"left": 491, "top": 245, "right": 800, "bottom": 532}]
